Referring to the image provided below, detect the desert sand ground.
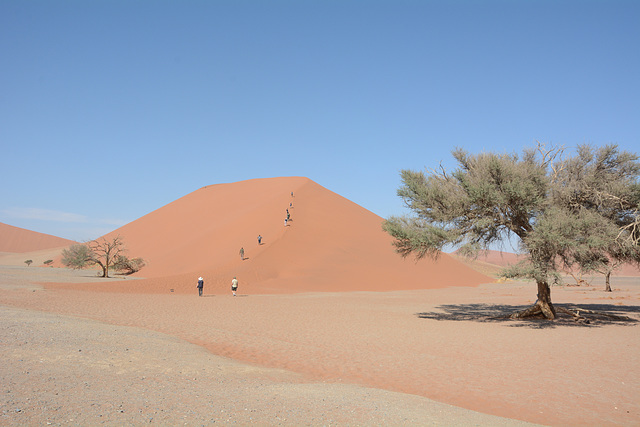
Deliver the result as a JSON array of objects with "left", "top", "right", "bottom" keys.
[
  {"left": 2, "top": 178, "right": 639, "bottom": 426},
  {"left": 1, "top": 265, "right": 638, "bottom": 426}
]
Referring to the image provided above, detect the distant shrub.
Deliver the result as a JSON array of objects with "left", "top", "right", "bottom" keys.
[
  {"left": 43, "top": 260, "right": 53, "bottom": 266},
  {"left": 24, "top": 260, "right": 33, "bottom": 267},
  {"left": 113, "top": 256, "right": 146, "bottom": 275}
]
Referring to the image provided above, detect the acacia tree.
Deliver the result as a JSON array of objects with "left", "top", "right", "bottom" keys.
[
  {"left": 62, "top": 235, "right": 143, "bottom": 278},
  {"left": 87, "top": 236, "right": 125, "bottom": 278},
  {"left": 383, "top": 144, "right": 640, "bottom": 320},
  {"left": 62, "top": 244, "right": 93, "bottom": 269},
  {"left": 550, "top": 145, "right": 640, "bottom": 292}
]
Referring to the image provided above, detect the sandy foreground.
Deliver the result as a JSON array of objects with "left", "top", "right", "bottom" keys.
[{"left": 1, "top": 267, "right": 639, "bottom": 426}]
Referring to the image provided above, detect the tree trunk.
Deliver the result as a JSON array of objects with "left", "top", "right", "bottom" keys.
[
  {"left": 511, "top": 280, "right": 556, "bottom": 320},
  {"left": 536, "top": 280, "right": 556, "bottom": 319},
  {"left": 95, "top": 261, "right": 107, "bottom": 278},
  {"left": 604, "top": 271, "right": 612, "bottom": 292}
]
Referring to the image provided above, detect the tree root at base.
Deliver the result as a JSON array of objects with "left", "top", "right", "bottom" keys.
[
  {"left": 556, "top": 307, "right": 590, "bottom": 324},
  {"left": 501, "top": 304, "right": 637, "bottom": 323},
  {"left": 509, "top": 305, "right": 542, "bottom": 319},
  {"left": 560, "top": 306, "right": 635, "bottom": 322},
  {"left": 509, "top": 301, "right": 556, "bottom": 320}
]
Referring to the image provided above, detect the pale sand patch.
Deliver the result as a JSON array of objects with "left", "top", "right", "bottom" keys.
[
  {"left": 2, "top": 266, "right": 639, "bottom": 426},
  {"left": 0, "top": 305, "right": 535, "bottom": 426},
  {"left": 0, "top": 248, "right": 68, "bottom": 269}
]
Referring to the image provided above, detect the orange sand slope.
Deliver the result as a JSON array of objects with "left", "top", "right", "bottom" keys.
[
  {"left": 0, "top": 222, "right": 76, "bottom": 253},
  {"left": 91, "top": 177, "right": 490, "bottom": 294},
  {"left": 458, "top": 249, "right": 640, "bottom": 278}
]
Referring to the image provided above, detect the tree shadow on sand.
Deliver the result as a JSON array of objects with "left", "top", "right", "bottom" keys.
[{"left": 417, "top": 303, "right": 640, "bottom": 329}]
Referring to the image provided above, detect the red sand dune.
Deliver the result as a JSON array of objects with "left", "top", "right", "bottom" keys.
[
  {"left": 470, "top": 250, "right": 523, "bottom": 268},
  {"left": 91, "top": 177, "right": 491, "bottom": 294},
  {"left": 616, "top": 262, "right": 640, "bottom": 276},
  {"left": 0, "top": 222, "right": 76, "bottom": 253},
  {"left": 460, "top": 249, "right": 640, "bottom": 277}
]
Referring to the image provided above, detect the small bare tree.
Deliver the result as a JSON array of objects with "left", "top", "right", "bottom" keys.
[
  {"left": 566, "top": 271, "right": 589, "bottom": 287},
  {"left": 599, "top": 259, "right": 623, "bottom": 292},
  {"left": 87, "top": 236, "right": 125, "bottom": 278},
  {"left": 582, "top": 252, "right": 633, "bottom": 292}
]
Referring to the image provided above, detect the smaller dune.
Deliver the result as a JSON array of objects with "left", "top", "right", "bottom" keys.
[
  {"left": 454, "top": 249, "right": 640, "bottom": 278},
  {"left": 0, "top": 222, "right": 76, "bottom": 253}
]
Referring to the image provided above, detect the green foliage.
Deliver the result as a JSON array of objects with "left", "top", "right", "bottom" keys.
[
  {"left": 383, "top": 143, "right": 640, "bottom": 284},
  {"left": 62, "top": 244, "right": 94, "bottom": 270},
  {"left": 546, "top": 145, "right": 640, "bottom": 278},
  {"left": 43, "top": 260, "right": 53, "bottom": 266},
  {"left": 24, "top": 260, "right": 33, "bottom": 267}
]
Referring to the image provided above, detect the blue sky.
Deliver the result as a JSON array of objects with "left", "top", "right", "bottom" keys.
[{"left": 1, "top": 0, "right": 638, "bottom": 242}]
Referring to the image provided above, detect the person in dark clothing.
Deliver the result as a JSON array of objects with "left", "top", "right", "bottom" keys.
[{"left": 197, "top": 277, "right": 204, "bottom": 297}]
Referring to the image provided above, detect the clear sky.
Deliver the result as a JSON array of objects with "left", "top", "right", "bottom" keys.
[{"left": 1, "top": 0, "right": 638, "bottom": 242}]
